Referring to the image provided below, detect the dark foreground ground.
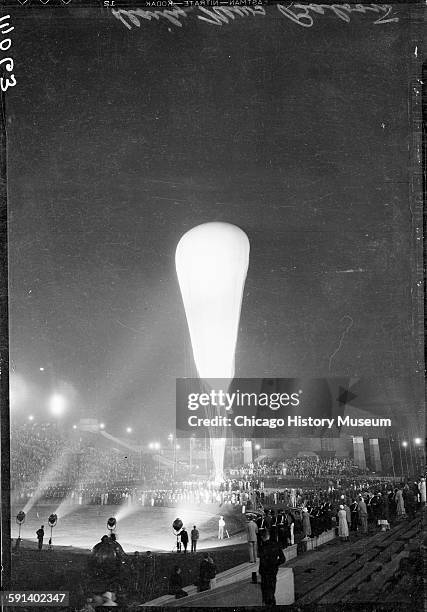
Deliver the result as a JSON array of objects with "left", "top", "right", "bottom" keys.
[
  {"left": 6, "top": 511, "right": 425, "bottom": 611},
  {"left": 9, "top": 539, "right": 250, "bottom": 610}
]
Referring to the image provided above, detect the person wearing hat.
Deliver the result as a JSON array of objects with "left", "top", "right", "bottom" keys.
[
  {"left": 338, "top": 505, "right": 349, "bottom": 541},
  {"left": 36, "top": 525, "right": 44, "bottom": 551},
  {"left": 191, "top": 525, "right": 199, "bottom": 553},
  {"left": 180, "top": 527, "right": 189, "bottom": 553}
]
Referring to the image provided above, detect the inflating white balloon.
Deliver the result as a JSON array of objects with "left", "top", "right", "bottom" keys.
[
  {"left": 175, "top": 222, "right": 250, "bottom": 389},
  {"left": 176, "top": 222, "right": 250, "bottom": 483}
]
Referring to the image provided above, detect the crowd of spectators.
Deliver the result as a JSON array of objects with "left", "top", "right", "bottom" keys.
[
  {"left": 11, "top": 424, "right": 422, "bottom": 518},
  {"left": 11, "top": 423, "right": 71, "bottom": 487},
  {"left": 228, "top": 457, "right": 368, "bottom": 481},
  {"left": 11, "top": 423, "right": 147, "bottom": 501}
]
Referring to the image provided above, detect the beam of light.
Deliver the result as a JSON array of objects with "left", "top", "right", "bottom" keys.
[
  {"left": 171, "top": 505, "right": 212, "bottom": 533},
  {"left": 54, "top": 493, "right": 82, "bottom": 521},
  {"left": 115, "top": 501, "right": 142, "bottom": 523},
  {"left": 176, "top": 222, "right": 249, "bottom": 482},
  {"left": 22, "top": 450, "right": 75, "bottom": 515}
]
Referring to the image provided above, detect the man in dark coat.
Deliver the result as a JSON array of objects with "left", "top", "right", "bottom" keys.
[
  {"left": 36, "top": 525, "right": 44, "bottom": 551},
  {"left": 191, "top": 526, "right": 199, "bottom": 553},
  {"left": 258, "top": 531, "right": 286, "bottom": 605},
  {"left": 403, "top": 486, "right": 416, "bottom": 519},
  {"left": 109, "top": 533, "right": 127, "bottom": 562},
  {"left": 198, "top": 552, "right": 216, "bottom": 592},
  {"left": 257, "top": 513, "right": 267, "bottom": 553},
  {"left": 180, "top": 528, "right": 189, "bottom": 553},
  {"left": 264, "top": 509, "right": 272, "bottom": 532},
  {"left": 277, "top": 511, "right": 287, "bottom": 549},
  {"left": 350, "top": 499, "right": 359, "bottom": 531},
  {"left": 269, "top": 510, "right": 278, "bottom": 543}
]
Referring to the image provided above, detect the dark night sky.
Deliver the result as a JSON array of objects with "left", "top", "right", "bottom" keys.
[{"left": 6, "top": 3, "right": 423, "bottom": 438}]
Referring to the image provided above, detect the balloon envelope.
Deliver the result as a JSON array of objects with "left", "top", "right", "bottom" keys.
[{"left": 175, "top": 222, "right": 250, "bottom": 387}]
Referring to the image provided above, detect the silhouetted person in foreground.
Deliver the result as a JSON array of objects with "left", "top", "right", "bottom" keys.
[
  {"left": 180, "top": 527, "right": 189, "bottom": 553},
  {"left": 109, "top": 533, "right": 127, "bottom": 562},
  {"left": 258, "top": 530, "right": 285, "bottom": 605},
  {"left": 191, "top": 525, "right": 199, "bottom": 552},
  {"left": 198, "top": 552, "right": 216, "bottom": 592},
  {"left": 90, "top": 535, "right": 118, "bottom": 579},
  {"left": 36, "top": 525, "right": 44, "bottom": 550},
  {"left": 169, "top": 566, "right": 188, "bottom": 599}
]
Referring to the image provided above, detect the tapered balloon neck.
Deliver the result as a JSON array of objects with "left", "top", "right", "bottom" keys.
[{"left": 201, "top": 378, "right": 233, "bottom": 395}]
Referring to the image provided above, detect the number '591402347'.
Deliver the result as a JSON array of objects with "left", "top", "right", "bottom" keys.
[{"left": 0, "top": 14, "right": 16, "bottom": 92}]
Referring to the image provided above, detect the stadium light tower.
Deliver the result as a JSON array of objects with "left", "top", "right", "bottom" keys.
[
  {"left": 48, "top": 513, "right": 57, "bottom": 550},
  {"left": 15, "top": 511, "right": 25, "bottom": 549}
]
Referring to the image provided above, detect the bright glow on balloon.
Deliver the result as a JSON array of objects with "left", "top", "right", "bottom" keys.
[
  {"left": 176, "top": 222, "right": 250, "bottom": 482},
  {"left": 176, "top": 222, "right": 250, "bottom": 387},
  {"left": 49, "top": 393, "right": 66, "bottom": 416}
]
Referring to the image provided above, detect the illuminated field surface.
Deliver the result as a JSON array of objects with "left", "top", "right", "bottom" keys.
[{"left": 11, "top": 504, "right": 245, "bottom": 553}]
